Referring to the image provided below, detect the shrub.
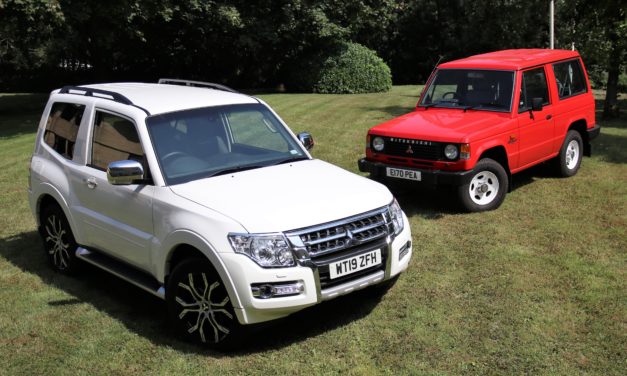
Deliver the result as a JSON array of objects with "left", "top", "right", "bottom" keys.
[{"left": 311, "top": 43, "right": 392, "bottom": 94}]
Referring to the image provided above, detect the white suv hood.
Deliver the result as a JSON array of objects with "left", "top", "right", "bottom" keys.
[{"left": 169, "top": 159, "right": 393, "bottom": 233}]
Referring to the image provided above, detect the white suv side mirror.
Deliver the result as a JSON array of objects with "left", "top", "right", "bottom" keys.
[
  {"left": 297, "top": 132, "right": 314, "bottom": 150},
  {"left": 107, "top": 160, "right": 144, "bottom": 185}
]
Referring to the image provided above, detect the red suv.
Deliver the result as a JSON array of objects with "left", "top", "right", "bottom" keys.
[{"left": 359, "top": 49, "right": 600, "bottom": 212}]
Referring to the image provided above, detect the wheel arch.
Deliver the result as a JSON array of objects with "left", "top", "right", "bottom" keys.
[
  {"left": 159, "top": 230, "right": 244, "bottom": 312},
  {"left": 34, "top": 185, "right": 80, "bottom": 240},
  {"left": 567, "top": 119, "right": 589, "bottom": 156},
  {"left": 477, "top": 145, "right": 512, "bottom": 192}
]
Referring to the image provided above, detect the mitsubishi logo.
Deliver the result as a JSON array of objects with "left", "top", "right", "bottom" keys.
[
  {"left": 345, "top": 226, "right": 361, "bottom": 247},
  {"left": 406, "top": 145, "right": 414, "bottom": 154}
]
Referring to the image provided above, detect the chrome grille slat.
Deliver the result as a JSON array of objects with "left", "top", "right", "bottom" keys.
[
  {"left": 304, "top": 231, "right": 347, "bottom": 246},
  {"left": 286, "top": 207, "right": 391, "bottom": 258}
]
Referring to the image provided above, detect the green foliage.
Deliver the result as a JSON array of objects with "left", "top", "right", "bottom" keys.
[
  {"left": 0, "top": 0, "right": 624, "bottom": 97},
  {"left": 312, "top": 43, "right": 392, "bottom": 94}
]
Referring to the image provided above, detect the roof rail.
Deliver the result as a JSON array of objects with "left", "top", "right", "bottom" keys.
[
  {"left": 58, "top": 86, "right": 151, "bottom": 115},
  {"left": 158, "top": 78, "right": 238, "bottom": 93},
  {"left": 59, "top": 86, "right": 134, "bottom": 105}
]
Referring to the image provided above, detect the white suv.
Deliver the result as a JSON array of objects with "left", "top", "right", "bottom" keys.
[{"left": 28, "top": 79, "right": 412, "bottom": 348}]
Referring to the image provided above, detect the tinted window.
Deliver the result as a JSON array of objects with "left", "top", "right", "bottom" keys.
[
  {"left": 228, "top": 109, "right": 290, "bottom": 152},
  {"left": 519, "top": 68, "right": 549, "bottom": 112},
  {"left": 91, "top": 111, "right": 144, "bottom": 171},
  {"left": 553, "top": 59, "right": 587, "bottom": 99},
  {"left": 147, "top": 104, "right": 307, "bottom": 185},
  {"left": 421, "top": 69, "right": 515, "bottom": 112},
  {"left": 43, "top": 102, "right": 86, "bottom": 159}
]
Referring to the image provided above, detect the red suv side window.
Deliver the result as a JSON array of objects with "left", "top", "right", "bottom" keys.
[
  {"left": 519, "top": 67, "right": 550, "bottom": 112},
  {"left": 553, "top": 59, "right": 587, "bottom": 99}
]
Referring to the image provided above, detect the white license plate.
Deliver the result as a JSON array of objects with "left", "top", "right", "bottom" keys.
[
  {"left": 329, "top": 249, "right": 382, "bottom": 279},
  {"left": 386, "top": 167, "right": 421, "bottom": 181}
]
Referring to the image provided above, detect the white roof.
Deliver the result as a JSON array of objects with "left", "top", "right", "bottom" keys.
[{"left": 75, "top": 82, "right": 258, "bottom": 115}]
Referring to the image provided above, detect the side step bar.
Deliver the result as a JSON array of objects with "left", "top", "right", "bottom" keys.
[{"left": 75, "top": 247, "right": 165, "bottom": 299}]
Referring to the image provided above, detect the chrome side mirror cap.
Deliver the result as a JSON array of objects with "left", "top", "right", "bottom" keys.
[
  {"left": 107, "top": 160, "right": 144, "bottom": 185},
  {"left": 297, "top": 132, "right": 314, "bottom": 150}
]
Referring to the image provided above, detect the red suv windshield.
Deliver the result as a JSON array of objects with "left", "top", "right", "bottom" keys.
[{"left": 420, "top": 69, "right": 515, "bottom": 112}]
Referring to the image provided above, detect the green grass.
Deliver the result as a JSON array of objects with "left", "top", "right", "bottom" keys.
[{"left": 0, "top": 87, "right": 625, "bottom": 375}]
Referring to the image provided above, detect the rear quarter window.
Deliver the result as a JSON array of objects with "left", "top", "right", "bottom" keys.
[
  {"left": 43, "top": 102, "right": 86, "bottom": 160},
  {"left": 553, "top": 59, "right": 587, "bottom": 99}
]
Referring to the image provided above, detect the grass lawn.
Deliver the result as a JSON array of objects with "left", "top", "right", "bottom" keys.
[{"left": 0, "top": 86, "right": 625, "bottom": 375}]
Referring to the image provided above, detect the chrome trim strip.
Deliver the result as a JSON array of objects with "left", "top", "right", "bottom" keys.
[{"left": 320, "top": 270, "right": 385, "bottom": 301}]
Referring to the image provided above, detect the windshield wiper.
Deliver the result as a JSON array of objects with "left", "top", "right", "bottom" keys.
[
  {"left": 208, "top": 164, "right": 265, "bottom": 177},
  {"left": 272, "top": 156, "right": 309, "bottom": 165},
  {"left": 420, "top": 103, "right": 437, "bottom": 110}
]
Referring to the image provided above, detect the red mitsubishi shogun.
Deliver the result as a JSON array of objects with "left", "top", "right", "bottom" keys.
[{"left": 359, "top": 49, "right": 600, "bottom": 212}]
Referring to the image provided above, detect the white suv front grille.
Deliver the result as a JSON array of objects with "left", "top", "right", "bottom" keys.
[{"left": 286, "top": 207, "right": 392, "bottom": 258}]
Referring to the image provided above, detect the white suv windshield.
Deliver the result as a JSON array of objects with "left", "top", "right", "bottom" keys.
[
  {"left": 147, "top": 103, "right": 307, "bottom": 185},
  {"left": 420, "top": 69, "right": 515, "bottom": 112}
]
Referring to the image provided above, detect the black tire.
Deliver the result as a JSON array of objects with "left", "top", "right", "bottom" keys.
[
  {"left": 40, "top": 204, "right": 81, "bottom": 274},
  {"left": 457, "top": 158, "right": 508, "bottom": 212},
  {"left": 166, "top": 258, "right": 241, "bottom": 349},
  {"left": 556, "top": 130, "right": 583, "bottom": 177}
]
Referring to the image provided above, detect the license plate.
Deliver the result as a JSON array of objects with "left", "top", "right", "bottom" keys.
[
  {"left": 386, "top": 167, "right": 421, "bottom": 181},
  {"left": 329, "top": 249, "right": 382, "bottom": 279}
]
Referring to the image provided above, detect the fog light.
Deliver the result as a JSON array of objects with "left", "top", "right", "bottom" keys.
[
  {"left": 251, "top": 281, "right": 304, "bottom": 299},
  {"left": 399, "top": 240, "right": 411, "bottom": 261}
]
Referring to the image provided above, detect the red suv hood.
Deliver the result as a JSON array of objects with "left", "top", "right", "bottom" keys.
[{"left": 370, "top": 108, "right": 511, "bottom": 143}]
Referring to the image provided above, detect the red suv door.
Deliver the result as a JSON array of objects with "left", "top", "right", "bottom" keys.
[{"left": 517, "top": 66, "right": 555, "bottom": 168}]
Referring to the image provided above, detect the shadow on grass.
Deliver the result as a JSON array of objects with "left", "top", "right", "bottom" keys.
[
  {"left": 374, "top": 161, "right": 593, "bottom": 219},
  {"left": 365, "top": 105, "right": 414, "bottom": 118},
  {"left": 0, "top": 230, "right": 391, "bottom": 355},
  {"left": 0, "top": 93, "right": 47, "bottom": 138}
]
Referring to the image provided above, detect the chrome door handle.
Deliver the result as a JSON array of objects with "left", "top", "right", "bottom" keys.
[{"left": 84, "top": 177, "right": 97, "bottom": 189}]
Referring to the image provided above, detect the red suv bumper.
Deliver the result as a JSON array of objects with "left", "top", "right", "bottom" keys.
[{"left": 358, "top": 158, "right": 474, "bottom": 185}]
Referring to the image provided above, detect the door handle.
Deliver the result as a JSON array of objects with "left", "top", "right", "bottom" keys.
[
  {"left": 546, "top": 114, "right": 553, "bottom": 120},
  {"left": 84, "top": 177, "right": 97, "bottom": 189}
]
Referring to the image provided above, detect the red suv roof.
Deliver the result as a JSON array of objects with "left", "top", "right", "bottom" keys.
[{"left": 438, "top": 49, "right": 580, "bottom": 71}]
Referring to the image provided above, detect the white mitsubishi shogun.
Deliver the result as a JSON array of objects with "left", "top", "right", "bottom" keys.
[{"left": 28, "top": 79, "right": 412, "bottom": 348}]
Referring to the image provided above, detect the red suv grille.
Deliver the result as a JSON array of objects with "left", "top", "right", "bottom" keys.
[{"left": 378, "top": 137, "right": 441, "bottom": 160}]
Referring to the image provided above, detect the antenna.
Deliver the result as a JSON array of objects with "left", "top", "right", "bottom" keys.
[{"left": 429, "top": 55, "right": 445, "bottom": 79}]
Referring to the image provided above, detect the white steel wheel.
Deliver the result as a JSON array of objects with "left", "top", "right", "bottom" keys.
[
  {"left": 557, "top": 130, "right": 583, "bottom": 177},
  {"left": 457, "top": 158, "right": 508, "bottom": 212},
  {"left": 565, "top": 139, "right": 580, "bottom": 170},
  {"left": 468, "top": 170, "right": 500, "bottom": 206}
]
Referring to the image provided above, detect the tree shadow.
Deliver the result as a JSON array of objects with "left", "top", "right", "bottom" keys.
[
  {"left": 592, "top": 131, "right": 627, "bottom": 164},
  {"left": 363, "top": 105, "right": 414, "bottom": 118},
  {"left": 0, "top": 230, "right": 392, "bottom": 355},
  {"left": 0, "top": 93, "right": 47, "bottom": 138}
]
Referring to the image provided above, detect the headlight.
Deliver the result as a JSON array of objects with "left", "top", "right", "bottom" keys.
[
  {"left": 228, "top": 233, "right": 295, "bottom": 267},
  {"left": 388, "top": 199, "right": 405, "bottom": 235},
  {"left": 444, "top": 144, "right": 459, "bottom": 160},
  {"left": 372, "top": 136, "right": 385, "bottom": 152}
]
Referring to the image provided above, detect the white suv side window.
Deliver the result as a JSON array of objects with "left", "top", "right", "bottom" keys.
[
  {"left": 90, "top": 111, "right": 145, "bottom": 172},
  {"left": 43, "top": 102, "right": 86, "bottom": 160}
]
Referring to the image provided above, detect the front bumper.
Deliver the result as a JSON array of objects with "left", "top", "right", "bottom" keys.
[
  {"left": 221, "top": 213, "right": 412, "bottom": 325},
  {"left": 358, "top": 158, "right": 473, "bottom": 186}
]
